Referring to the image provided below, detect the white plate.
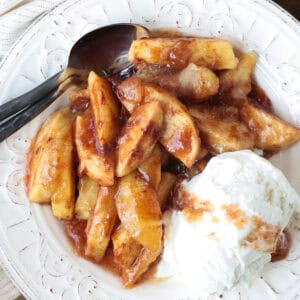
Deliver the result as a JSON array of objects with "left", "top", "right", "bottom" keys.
[{"left": 0, "top": 0, "right": 300, "bottom": 299}]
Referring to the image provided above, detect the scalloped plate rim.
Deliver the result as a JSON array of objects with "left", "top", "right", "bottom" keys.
[{"left": 0, "top": 0, "right": 299, "bottom": 299}]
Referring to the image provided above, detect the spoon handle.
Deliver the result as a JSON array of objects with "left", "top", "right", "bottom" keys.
[
  {"left": 0, "top": 71, "right": 62, "bottom": 122},
  {"left": 0, "top": 89, "right": 58, "bottom": 142}
]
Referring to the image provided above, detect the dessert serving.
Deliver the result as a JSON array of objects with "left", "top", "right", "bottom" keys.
[{"left": 25, "top": 30, "right": 300, "bottom": 296}]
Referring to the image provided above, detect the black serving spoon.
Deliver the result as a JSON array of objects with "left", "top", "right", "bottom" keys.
[{"left": 0, "top": 23, "right": 149, "bottom": 142}]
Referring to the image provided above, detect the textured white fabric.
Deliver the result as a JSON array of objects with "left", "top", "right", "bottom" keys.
[
  {"left": 0, "top": 1, "right": 65, "bottom": 297},
  {"left": 0, "top": 0, "right": 64, "bottom": 56},
  {"left": 0, "top": 268, "right": 20, "bottom": 300}
]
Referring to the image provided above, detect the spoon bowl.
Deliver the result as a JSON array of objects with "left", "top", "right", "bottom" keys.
[
  {"left": 0, "top": 23, "right": 149, "bottom": 142},
  {"left": 68, "top": 23, "right": 149, "bottom": 76}
]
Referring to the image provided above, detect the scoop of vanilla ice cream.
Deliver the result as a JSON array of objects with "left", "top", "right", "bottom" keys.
[{"left": 157, "top": 150, "right": 300, "bottom": 296}]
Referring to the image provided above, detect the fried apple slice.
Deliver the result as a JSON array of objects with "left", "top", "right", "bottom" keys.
[
  {"left": 116, "top": 77, "right": 143, "bottom": 113},
  {"left": 240, "top": 100, "right": 300, "bottom": 150},
  {"left": 220, "top": 53, "right": 256, "bottom": 98},
  {"left": 137, "top": 63, "right": 219, "bottom": 101},
  {"left": 114, "top": 168, "right": 167, "bottom": 285},
  {"left": 112, "top": 226, "right": 143, "bottom": 269},
  {"left": 75, "top": 111, "right": 114, "bottom": 186},
  {"left": 128, "top": 38, "right": 238, "bottom": 70},
  {"left": 112, "top": 226, "right": 161, "bottom": 287},
  {"left": 138, "top": 146, "right": 161, "bottom": 190},
  {"left": 75, "top": 175, "right": 99, "bottom": 220},
  {"left": 145, "top": 85, "right": 200, "bottom": 167},
  {"left": 85, "top": 184, "right": 118, "bottom": 261},
  {"left": 176, "top": 63, "right": 219, "bottom": 100},
  {"left": 88, "top": 71, "right": 120, "bottom": 148},
  {"left": 189, "top": 105, "right": 255, "bottom": 153},
  {"left": 116, "top": 101, "right": 163, "bottom": 177},
  {"left": 51, "top": 144, "right": 75, "bottom": 220},
  {"left": 28, "top": 108, "right": 75, "bottom": 220},
  {"left": 122, "top": 247, "right": 159, "bottom": 288},
  {"left": 117, "top": 79, "right": 200, "bottom": 167},
  {"left": 157, "top": 172, "right": 177, "bottom": 210},
  {"left": 28, "top": 119, "right": 58, "bottom": 203},
  {"left": 115, "top": 170, "right": 162, "bottom": 252}
]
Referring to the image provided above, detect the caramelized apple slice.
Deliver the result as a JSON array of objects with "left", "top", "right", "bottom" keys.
[
  {"left": 75, "top": 175, "right": 99, "bottom": 220},
  {"left": 115, "top": 170, "right": 162, "bottom": 252},
  {"left": 28, "top": 108, "right": 75, "bottom": 220},
  {"left": 88, "top": 71, "right": 119, "bottom": 148},
  {"left": 75, "top": 111, "right": 114, "bottom": 186},
  {"left": 116, "top": 101, "right": 163, "bottom": 177},
  {"left": 137, "top": 63, "right": 219, "bottom": 101},
  {"left": 116, "top": 77, "right": 143, "bottom": 113},
  {"left": 112, "top": 226, "right": 142, "bottom": 269},
  {"left": 112, "top": 226, "right": 161, "bottom": 288},
  {"left": 138, "top": 146, "right": 161, "bottom": 190},
  {"left": 113, "top": 168, "right": 171, "bottom": 286},
  {"left": 128, "top": 38, "right": 238, "bottom": 70},
  {"left": 176, "top": 63, "right": 219, "bottom": 100},
  {"left": 51, "top": 150, "right": 75, "bottom": 220},
  {"left": 220, "top": 53, "right": 256, "bottom": 98},
  {"left": 122, "top": 247, "right": 159, "bottom": 288},
  {"left": 189, "top": 105, "right": 255, "bottom": 154},
  {"left": 240, "top": 100, "right": 300, "bottom": 150},
  {"left": 117, "top": 79, "right": 200, "bottom": 167},
  {"left": 85, "top": 184, "right": 118, "bottom": 261}
]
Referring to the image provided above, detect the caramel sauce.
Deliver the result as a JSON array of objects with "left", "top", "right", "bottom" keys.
[
  {"left": 211, "top": 82, "right": 274, "bottom": 115},
  {"left": 271, "top": 231, "right": 291, "bottom": 262},
  {"left": 263, "top": 149, "right": 278, "bottom": 159},
  {"left": 79, "top": 110, "right": 97, "bottom": 147},
  {"left": 183, "top": 207, "right": 209, "bottom": 222},
  {"left": 175, "top": 188, "right": 289, "bottom": 257},
  {"left": 64, "top": 219, "right": 121, "bottom": 276},
  {"left": 162, "top": 40, "right": 191, "bottom": 70},
  {"left": 65, "top": 219, "right": 87, "bottom": 255},
  {"left": 222, "top": 204, "right": 248, "bottom": 229},
  {"left": 175, "top": 186, "right": 213, "bottom": 221},
  {"left": 69, "top": 89, "right": 90, "bottom": 113},
  {"left": 174, "top": 185, "right": 196, "bottom": 209},
  {"left": 242, "top": 216, "right": 280, "bottom": 253},
  {"left": 64, "top": 218, "right": 161, "bottom": 284},
  {"left": 165, "top": 128, "right": 192, "bottom": 155},
  {"left": 249, "top": 83, "right": 273, "bottom": 113},
  {"left": 77, "top": 109, "right": 107, "bottom": 156}
]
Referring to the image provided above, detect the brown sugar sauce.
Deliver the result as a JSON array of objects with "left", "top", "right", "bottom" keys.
[
  {"left": 64, "top": 219, "right": 160, "bottom": 283},
  {"left": 271, "top": 231, "right": 291, "bottom": 262},
  {"left": 64, "top": 219, "right": 121, "bottom": 276}
]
